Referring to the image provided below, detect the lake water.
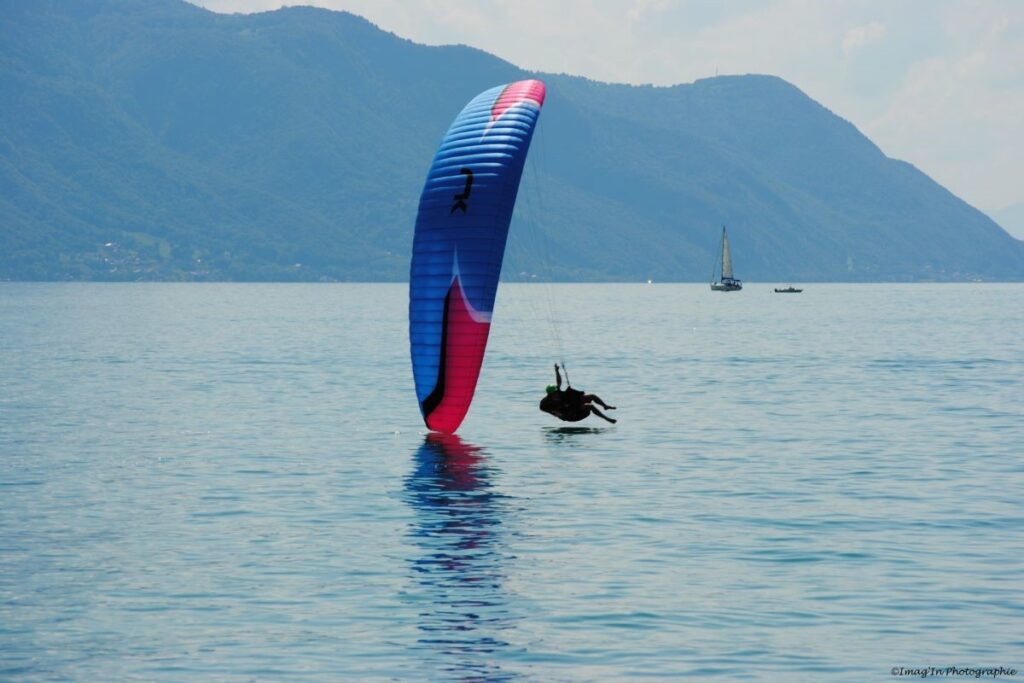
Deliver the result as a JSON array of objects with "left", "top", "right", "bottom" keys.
[{"left": 1, "top": 283, "right": 1022, "bottom": 681}]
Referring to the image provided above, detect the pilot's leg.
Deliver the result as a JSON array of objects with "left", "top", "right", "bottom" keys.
[{"left": 584, "top": 394, "right": 615, "bottom": 410}]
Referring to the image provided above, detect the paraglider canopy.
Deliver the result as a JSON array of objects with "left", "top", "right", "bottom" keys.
[{"left": 409, "top": 79, "right": 546, "bottom": 434}]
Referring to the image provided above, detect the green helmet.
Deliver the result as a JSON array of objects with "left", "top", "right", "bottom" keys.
[{"left": 545, "top": 384, "right": 558, "bottom": 394}]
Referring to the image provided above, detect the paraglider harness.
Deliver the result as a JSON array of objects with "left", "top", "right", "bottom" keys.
[{"left": 541, "top": 363, "right": 587, "bottom": 421}]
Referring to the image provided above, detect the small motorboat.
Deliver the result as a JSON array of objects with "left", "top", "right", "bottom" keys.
[{"left": 773, "top": 286, "right": 802, "bottom": 293}]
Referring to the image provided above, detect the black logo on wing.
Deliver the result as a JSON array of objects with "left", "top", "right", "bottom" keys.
[{"left": 450, "top": 168, "right": 473, "bottom": 214}]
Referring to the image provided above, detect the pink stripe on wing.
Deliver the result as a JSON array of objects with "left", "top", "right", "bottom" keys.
[
  {"left": 425, "top": 277, "right": 492, "bottom": 434},
  {"left": 490, "top": 79, "right": 546, "bottom": 123}
]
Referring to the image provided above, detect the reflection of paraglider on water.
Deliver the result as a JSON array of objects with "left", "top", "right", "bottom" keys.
[{"left": 403, "top": 434, "right": 517, "bottom": 680}]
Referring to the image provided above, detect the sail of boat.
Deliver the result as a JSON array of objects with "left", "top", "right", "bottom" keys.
[{"left": 721, "top": 229, "right": 733, "bottom": 280}]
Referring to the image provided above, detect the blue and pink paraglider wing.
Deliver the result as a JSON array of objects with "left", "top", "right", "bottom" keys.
[{"left": 409, "top": 80, "right": 546, "bottom": 434}]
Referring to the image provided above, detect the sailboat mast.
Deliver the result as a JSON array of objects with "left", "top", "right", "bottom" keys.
[{"left": 711, "top": 233, "right": 720, "bottom": 283}]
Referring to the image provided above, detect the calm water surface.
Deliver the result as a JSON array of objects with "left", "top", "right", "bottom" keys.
[{"left": 1, "top": 283, "right": 1022, "bottom": 681}]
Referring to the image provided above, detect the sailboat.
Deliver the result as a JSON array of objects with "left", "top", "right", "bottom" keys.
[{"left": 710, "top": 226, "right": 742, "bottom": 291}]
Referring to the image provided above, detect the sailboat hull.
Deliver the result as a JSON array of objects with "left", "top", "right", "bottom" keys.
[{"left": 710, "top": 282, "right": 742, "bottom": 291}]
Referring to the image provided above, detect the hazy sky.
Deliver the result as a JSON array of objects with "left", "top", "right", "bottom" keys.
[{"left": 188, "top": 0, "right": 1023, "bottom": 214}]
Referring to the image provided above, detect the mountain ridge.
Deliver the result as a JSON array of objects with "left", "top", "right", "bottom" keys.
[
  {"left": 2, "top": 0, "right": 1022, "bottom": 281},
  {"left": 991, "top": 203, "right": 1024, "bottom": 241}
]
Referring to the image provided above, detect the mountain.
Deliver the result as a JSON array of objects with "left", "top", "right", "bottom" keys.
[
  {"left": 2, "top": 0, "right": 1023, "bottom": 281},
  {"left": 991, "top": 203, "right": 1024, "bottom": 242}
]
